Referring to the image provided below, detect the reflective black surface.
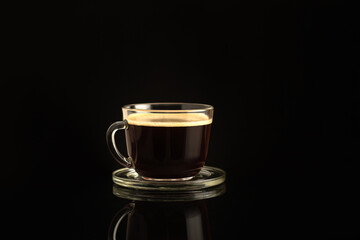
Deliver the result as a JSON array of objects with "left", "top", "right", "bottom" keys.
[{"left": 3, "top": 170, "right": 358, "bottom": 239}]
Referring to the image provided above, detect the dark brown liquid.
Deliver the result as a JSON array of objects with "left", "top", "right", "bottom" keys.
[{"left": 125, "top": 124, "right": 212, "bottom": 179}]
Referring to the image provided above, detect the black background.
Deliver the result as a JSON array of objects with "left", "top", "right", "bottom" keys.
[{"left": 3, "top": 0, "right": 359, "bottom": 238}]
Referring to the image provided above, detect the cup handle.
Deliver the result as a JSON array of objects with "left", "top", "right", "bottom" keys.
[
  {"left": 109, "top": 203, "right": 135, "bottom": 240},
  {"left": 106, "top": 120, "right": 133, "bottom": 168}
]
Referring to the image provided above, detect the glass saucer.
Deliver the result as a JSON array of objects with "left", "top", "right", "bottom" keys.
[
  {"left": 112, "top": 166, "right": 226, "bottom": 191},
  {"left": 113, "top": 183, "right": 226, "bottom": 202}
]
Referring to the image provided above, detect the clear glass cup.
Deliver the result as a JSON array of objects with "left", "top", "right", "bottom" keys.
[{"left": 106, "top": 103, "right": 214, "bottom": 181}]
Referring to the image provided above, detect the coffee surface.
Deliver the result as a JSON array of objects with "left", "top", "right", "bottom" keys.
[{"left": 126, "top": 113, "right": 212, "bottom": 127}]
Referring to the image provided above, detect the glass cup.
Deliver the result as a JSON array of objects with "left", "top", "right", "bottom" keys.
[{"left": 106, "top": 103, "right": 214, "bottom": 181}]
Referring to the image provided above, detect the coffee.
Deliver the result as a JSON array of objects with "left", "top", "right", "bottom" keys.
[{"left": 125, "top": 113, "right": 212, "bottom": 180}]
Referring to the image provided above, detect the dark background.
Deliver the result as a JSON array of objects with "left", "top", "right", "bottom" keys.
[{"left": 3, "top": 0, "right": 359, "bottom": 238}]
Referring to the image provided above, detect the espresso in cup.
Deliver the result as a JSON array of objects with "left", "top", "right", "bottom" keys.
[
  {"left": 106, "top": 103, "right": 214, "bottom": 181},
  {"left": 125, "top": 113, "right": 212, "bottom": 180}
]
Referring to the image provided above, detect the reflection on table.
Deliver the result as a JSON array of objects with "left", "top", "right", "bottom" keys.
[{"left": 109, "top": 184, "right": 226, "bottom": 240}]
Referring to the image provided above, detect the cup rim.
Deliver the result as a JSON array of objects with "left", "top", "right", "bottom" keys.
[{"left": 122, "top": 102, "right": 214, "bottom": 113}]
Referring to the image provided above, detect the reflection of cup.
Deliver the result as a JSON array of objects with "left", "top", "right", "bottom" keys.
[
  {"left": 109, "top": 184, "right": 226, "bottom": 240},
  {"left": 109, "top": 184, "right": 225, "bottom": 240},
  {"left": 109, "top": 200, "right": 211, "bottom": 240},
  {"left": 106, "top": 103, "right": 214, "bottom": 181}
]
